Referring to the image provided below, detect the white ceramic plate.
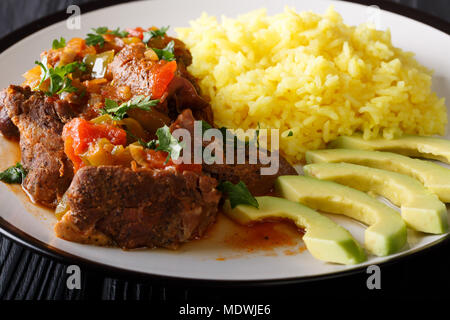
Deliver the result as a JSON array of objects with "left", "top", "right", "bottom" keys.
[{"left": 0, "top": 0, "right": 449, "bottom": 282}]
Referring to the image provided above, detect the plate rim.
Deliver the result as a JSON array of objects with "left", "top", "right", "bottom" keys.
[{"left": 0, "top": 0, "right": 449, "bottom": 285}]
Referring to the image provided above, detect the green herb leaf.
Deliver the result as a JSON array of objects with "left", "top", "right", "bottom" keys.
[
  {"left": 36, "top": 56, "right": 49, "bottom": 89},
  {"left": 85, "top": 33, "right": 105, "bottom": 47},
  {"left": 152, "top": 40, "right": 175, "bottom": 61},
  {"left": 218, "top": 181, "right": 259, "bottom": 209},
  {"left": 52, "top": 37, "right": 66, "bottom": 49},
  {"left": 154, "top": 125, "right": 185, "bottom": 163},
  {"left": 200, "top": 120, "right": 212, "bottom": 132},
  {"left": 108, "top": 27, "right": 129, "bottom": 38},
  {"left": 138, "top": 138, "right": 157, "bottom": 150},
  {"left": 85, "top": 27, "right": 108, "bottom": 47},
  {"left": 101, "top": 95, "right": 160, "bottom": 120},
  {"left": 35, "top": 58, "right": 86, "bottom": 96},
  {"left": 142, "top": 26, "right": 169, "bottom": 43},
  {"left": 0, "top": 163, "right": 27, "bottom": 184},
  {"left": 137, "top": 125, "right": 185, "bottom": 164},
  {"left": 287, "top": 130, "right": 293, "bottom": 137},
  {"left": 85, "top": 26, "right": 129, "bottom": 47},
  {"left": 93, "top": 26, "right": 108, "bottom": 34}
]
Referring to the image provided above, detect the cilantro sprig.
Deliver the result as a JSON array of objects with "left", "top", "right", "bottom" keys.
[
  {"left": 35, "top": 57, "right": 87, "bottom": 96},
  {"left": 109, "top": 27, "right": 129, "bottom": 38},
  {"left": 218, "top": 181, "right": 259, "bottom": 209},
  {"left": 200, "top": 120, "right": 212, "bottom": 132},
  {"left": 142, "top": 26, "right": 169, "bottom": 43},
  {"left": 154, "top": 125, "right": 185, "bottom": 163},
  {"left": 0, "top": 163, "right": 27, "bottom": 184},
  {"left": 152, "top": 40, "right": 175, "bottom": 61},
  {"left": 85, "top": 27, "right": 107, "bottom": 47},
  {"left": 85, "top": 26, "right": 129, "bottom": 47},
  {"left": 52, "top": 37, "right": 66, "bottom": 49},
  {"left": 101, "top": 95, "right": 160, "bottom": 120},
  {"left": 137, "top": 125, "right": 185, "bottom": 164}
]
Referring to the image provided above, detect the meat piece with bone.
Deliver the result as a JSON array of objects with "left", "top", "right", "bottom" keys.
[
  {"left": 1, "top": 85, "right": 75, "bottom": 207},
  {"left": 55, "top": 166, "right": 221, "bottom": 249}
]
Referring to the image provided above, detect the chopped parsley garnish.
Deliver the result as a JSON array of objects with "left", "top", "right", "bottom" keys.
[
  {"left": 218, "top": 181, "right": 259, "bottom": 209},
  {"left": 154, "top": 125, "right": 185, "bottom": 163},
  {"left": 152, "top": 40, "right": 175, "bottom": 61},
  {"left": 137, "top": 138, "right": 157, "bottom": 150},
  {"left": 52, "top": 37, "right": 66, "bottom": 49},
  {"left": 93, "top": 26, "right": 109, "bottom": 34},
  {"left": 142, "top": 26, "right": 169, "bottom": 43},
  {"left": 138, "top": 125, "right": 185, "bottom": 164},
  {"left": 108, "top": 27, "right": 129, "bottom": 38},
  {"left": 288, "top": 130, "right": 293, "bottom": 137},
  {"left": 85, "top": 28, "right": 107, "bottom": 47},
  {"left": 35, "top": 57, "right": 87, "bottom": 96},
  {"left": 85, "top": 26, "right": 128, "bottom": 47},
  {"left": 101, "top": 95, "right": 160, "bottom": 120},
  {"left": 200, "top": 120, "right": 212, "bottom": 132},
  {"left": 0, "top": 163, "right": 27, "bottom": 184}
]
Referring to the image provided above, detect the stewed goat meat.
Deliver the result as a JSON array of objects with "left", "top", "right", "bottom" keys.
[
  {"left": 0, "top": 26, "right": 296, "bottom": 250},
  {"left": 1, "top": 85, "right": 75, "bottom": 207},
  {"left": 170, "top": 109, "right": 297, "bottom": 195},
  {"left": 55, "top": 166, "right": 221, "bottom": 249}
]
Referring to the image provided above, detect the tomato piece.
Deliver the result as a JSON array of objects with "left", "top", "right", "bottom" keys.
[
  {"left": 126, "top": 27, "right": 145, "bottom": 40},
  {"left": 150, "top": 60, "right": 177, "bottom": 99},
  {"left": 144, "top": 149, "right": 172, "bottom": 169},
  {"left": 175, "top": 163, "right": 202, "bottom": 174},
  {"left": 62, "top": 118, "right": 127, "bottom": 171},
  {"left": 143, "top": 148, "right": 201, "bottom": 173},
  {"left": 144, "top": 150, "right": 201, "bottom": 172}
]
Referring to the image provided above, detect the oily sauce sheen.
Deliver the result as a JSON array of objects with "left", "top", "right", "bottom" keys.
[
  {"left": 2, "top": 138, "right": 304, "bottom": 254},
  {"left": 222, "top": 216, "right": 305, "bottom": 253}
]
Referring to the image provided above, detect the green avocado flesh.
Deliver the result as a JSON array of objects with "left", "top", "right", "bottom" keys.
[
  {"left": 329, "top": 135, "right": 450, "bottom": 164},
  {"left": 223, "top": 196, "right": 366, "bottom": 265},
  {"left": 275, "top": 175, "right": 407, "bottom": 257},
  {"left": 306, "top": 149, "right": 450, "bottom": 202},
  {"left": 304, "top": 163, "right": 448, "bottom": 234}
]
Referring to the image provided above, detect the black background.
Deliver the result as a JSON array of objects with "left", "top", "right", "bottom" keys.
[{"left": 0, "top": 0, "right": 449, "bottom": 304}]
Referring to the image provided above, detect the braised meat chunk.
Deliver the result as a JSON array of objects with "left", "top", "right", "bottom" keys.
[
  {"left": 0, "top": 26, "right": 297, "bottom": 251},
  {"left": 108, "top": 42, "right": 212, "bottom": 123},
  {"left": 204, "top": 156, "right": 297, "bottom": 196},
  {"left": 1, "top": 85, "right": 75, "bottom": 207},
  {"left": 0, "top": 89, "right": 19, "bottom": 140},
  {"left": 55, "top": 166, "right": 221, "bottom": 249},
  {"left": 170, "top": 109, "right": 298, "bottom": 195},
  {"left": 0, "top": 107, "right": 19, "bottom": 140}
]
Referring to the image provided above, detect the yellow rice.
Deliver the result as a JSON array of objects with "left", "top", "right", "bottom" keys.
[{"left": 176, "top": 7, "right": 447, "bottom": 163}]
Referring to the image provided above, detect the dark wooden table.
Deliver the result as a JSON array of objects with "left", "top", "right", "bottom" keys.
[{"left": 0, "top": 0, "right": 449, "bottom": 303}]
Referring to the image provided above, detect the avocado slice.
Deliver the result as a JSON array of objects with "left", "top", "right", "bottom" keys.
[
  {"left": 275, "top": 176, "right": 407, "bottom": 256},
  {"left": 329, "top": 134, "right": 450, "bottom": 164},
  {"left": 304, "top": 163, "right": 448, "bottom": 234},
  {"left": 306, "top": 149, "right": 450, "bottom": 202},
  {"left": 223, "top": 196, "right": 366, "bottom": 265}
]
